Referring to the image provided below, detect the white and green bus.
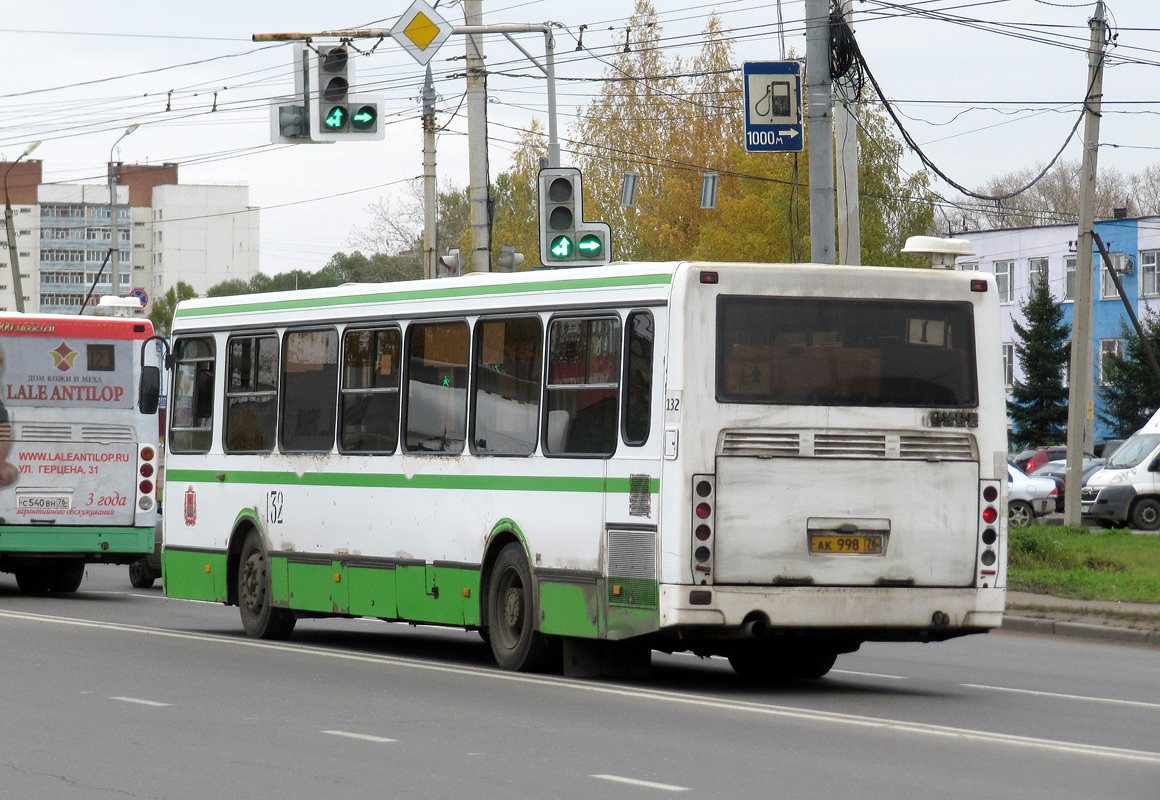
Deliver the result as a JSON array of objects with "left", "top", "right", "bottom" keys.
[{"left": 161, "top": 261, "right": 1007, "bottom": 678}]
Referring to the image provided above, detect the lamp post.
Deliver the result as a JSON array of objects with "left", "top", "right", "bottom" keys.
[
  {"left": 4, "top": 140, "right": 42, "bottom": 313},
  {"left": 107, "top": 124, "right": 138, "bottom": 304}
]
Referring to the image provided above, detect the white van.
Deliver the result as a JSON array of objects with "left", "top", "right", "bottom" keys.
[{"left": 1081, "top": 409, "right": 1160, "bottom": 530}]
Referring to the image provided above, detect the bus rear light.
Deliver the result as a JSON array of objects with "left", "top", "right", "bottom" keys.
[
  {"left": 691, "top": 474, "right": 716, "bottom": 583},
  {"left": 981, "top": 528, "right": 997, "bottom": 545},
  {"left": 980, "top": 550, "right": 997, "bottom": 566},
  {"left": 138, "top": 497, "right": 153, "bottom": 512},
  {"left": 694, "top": 546, "right": 711, "bottom": 563},
  {"left": 139, "top": 480, "right": 154, "bottom": 495},
  {"left": 695, "top": 503, "right": 711, "bottom": 519},
  {"left": 140, "top": 446, "right": 155, "bottom": 462},
  {"left": 982, "top": 506, "right": 998, "bottom": 524},
  {"left": 695, "top": 524, "right": 711, "bottom": 541},
  {"left": 699, "top": 271, "right": 719, "bottom": 284},
  {"left": 982, "top": 485, "right": 998, "bottom": 503},
  {"left": 970, "top": 279, "right": 988, "bottom": 292},
  {"left": 140, "top": 463, "right": 154, "bottom": 478}
]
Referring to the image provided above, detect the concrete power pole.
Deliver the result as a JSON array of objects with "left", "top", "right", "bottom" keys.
[
  {"left": 464, "top": 0, "right": 490, "bottom": 272},
  {"left": 422, "top": 66, "right": 438, "bottom": 281},
  {"left": 1063, "top": 1, "right": 1106, "bottom": 528},
  {"left": 834, "top": 0, "right": 861, "bottom": 265},
  {"left": 805, "top": 0, "right": 836, "bottom": 264}
]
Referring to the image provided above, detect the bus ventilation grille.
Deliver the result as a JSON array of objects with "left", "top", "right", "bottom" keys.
[
  {"left": 719, "top": 430, "right": 976, "bottom": 461},
  {"left": 607, "top": 528, "right": 658, "bottom": 608}
]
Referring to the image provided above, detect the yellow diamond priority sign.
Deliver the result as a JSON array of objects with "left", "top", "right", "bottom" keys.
[{"left": 391, "top": 0, "right": 454, "bottom": 65}]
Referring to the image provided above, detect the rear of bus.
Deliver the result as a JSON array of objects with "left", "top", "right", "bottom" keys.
[
  {"left": 0, "top": 315, "right": 161, "bottom": 592},
  {"left": 658, "top": 263, "right": 1006, "bottom": 671}
]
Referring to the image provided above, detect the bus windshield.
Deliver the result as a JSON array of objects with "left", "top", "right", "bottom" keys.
[{"left": 716, "top": 296, "right": 978, "bottom": 407}]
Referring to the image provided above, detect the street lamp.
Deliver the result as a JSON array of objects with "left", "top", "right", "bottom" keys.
[
  {"left": 108, "top": 124, "right": 139, "bottom": 304},
  {"left": 4, "top": 140, "right": 42, "bottom": 313}
]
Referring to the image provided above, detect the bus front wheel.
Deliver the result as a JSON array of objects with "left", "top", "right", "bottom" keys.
[
  {"left": 238, "top": 531, "right": 296, "bottom": 640},
  {"left": 487, "top": 543, "right": 558, "bottom": 672}
]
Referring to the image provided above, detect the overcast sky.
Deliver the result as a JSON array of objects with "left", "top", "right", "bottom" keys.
[{"left": 2, "top": 0, "right": 1157, "bottom": 279}]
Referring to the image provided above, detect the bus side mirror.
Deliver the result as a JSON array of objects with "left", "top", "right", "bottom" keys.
[{"left": 139, "top": 366, "right": 161, "bottom": 415}]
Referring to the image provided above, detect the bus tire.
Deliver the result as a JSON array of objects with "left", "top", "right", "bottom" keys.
[
  {"left": 47, "top": 562, "right": 85, "bottom": 593},
  {"left": 487, "top": 543, "right": 557, "bottom": 672},
  {"left": 1131, "top": 498, "right": 1160, "bottom": 531},
  {"left": 129, "top": 558, "right": 156, "bottom": 589},
  {"left": 14, "top": 569, "right": 51, "bottom": 594},
  {"left": 728, "top": 641, "right": 837, "bottom": 681},
  {"left": 238, "top": 531, "right": 296, "bottom": 640}
]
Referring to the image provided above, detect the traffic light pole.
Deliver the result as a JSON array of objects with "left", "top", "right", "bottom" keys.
[{"left": 422, "top": 66, "right": 438, "bottom": 281}]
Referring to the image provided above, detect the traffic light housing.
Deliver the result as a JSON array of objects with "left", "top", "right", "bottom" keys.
[
  {"left": 538, "top": 167, "right": 611, "bottom": 267},
  {"left": 308, "top": 43, "right": 385, "bottom": 142}
]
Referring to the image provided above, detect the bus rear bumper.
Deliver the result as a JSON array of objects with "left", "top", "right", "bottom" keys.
[
  {"left": 658, "top": 584, "right": 1006, "bottom": 641},
  {"left": 0, "top": 525, "right": 155, "bottom": 563}
]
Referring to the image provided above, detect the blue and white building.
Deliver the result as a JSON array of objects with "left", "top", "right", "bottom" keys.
[{"left": 954, "top": 214, "right": 1160, "bottom": 442}]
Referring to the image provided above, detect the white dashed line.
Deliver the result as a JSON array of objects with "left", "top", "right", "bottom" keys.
[
  {"left": 322, "top": 730, "right": 398, "bottom": 743},
  {"left": 110, "top": 696, "right": 171, "bottom": 707},
  {"left": 591, "top": 774, "right": 690, "bottom": 792}
]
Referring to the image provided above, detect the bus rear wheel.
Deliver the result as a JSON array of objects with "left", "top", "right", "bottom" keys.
[
  {"left": 238, "top": 531, "right": 296, "bottom": 640},
  {"left": 15, "top": 569, "right": 51, "bottom": 594},
  {"left": 487, "top": 543, "right": 558, "bottom": 672},
  {"left": 48, "top": 562, "right": 85, "bottom": 593}
]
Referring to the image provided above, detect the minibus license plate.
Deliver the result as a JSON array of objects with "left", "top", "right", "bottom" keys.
[
  {"left": 18, "top": 496, "right": 70, "bottom": 511},
  {"left": 809, "top": 534, "right": 884, "bottom": 555}
]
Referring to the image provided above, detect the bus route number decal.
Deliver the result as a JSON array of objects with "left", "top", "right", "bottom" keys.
[
  {"left": 665, "top": 392, "right": 682, "bottom": 422},
  {"left": 267, "top": 490, "right": 284, "bottom": 524}
]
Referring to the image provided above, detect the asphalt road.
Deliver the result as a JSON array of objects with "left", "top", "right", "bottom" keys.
[{"left": 1, "top": 565, "right": 1158, "bottom": 800}]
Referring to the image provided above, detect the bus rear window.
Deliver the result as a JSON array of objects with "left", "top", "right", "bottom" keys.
[{"left": 717, "top": 296, "right": 977, "bottom": 407}]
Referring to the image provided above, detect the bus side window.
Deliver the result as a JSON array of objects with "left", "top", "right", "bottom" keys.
[
  {"left": 622, "top": 311, "right": 654, "bottom": 446},
  {"left": 472, "top": 317, "right": 542, "bottom": 456},
  {"left": 280, "top": 329, "right": 338, "bottom": 453},
  {"left": 225, "top": 334, "right": 279, "bottom": 453},
  {"left": 404, "top": 320, "right": 469, "bottom": 454},
  {"left": 545, "top": 316, "right": 621, "bottom": 457},
  {"left": 339, "top": 327, "right": 401, "bottom": 454},
  {"left": 170, "top": 336, "right": 215, "bottom": 454}
]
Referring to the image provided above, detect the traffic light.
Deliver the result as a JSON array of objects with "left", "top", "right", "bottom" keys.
[
  {"left": 538, "top": 167, "right": 611, "bottom": 267},
  {"left": 496, "top": 245, "right": 524, "bottom": 272},
  {"left": 438, "top": 248, "right": 462, "bottom": 277},
  {"left": 308, "top": 43, "right": 385, "bottom": 142}
]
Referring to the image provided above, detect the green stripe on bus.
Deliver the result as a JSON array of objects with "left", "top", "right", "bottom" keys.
[
  {"left": 166, "top": 469, "right": 658, "bottom": 494},
  {"left": 174, "top": 272, "right": 674, "bottom": 319}
]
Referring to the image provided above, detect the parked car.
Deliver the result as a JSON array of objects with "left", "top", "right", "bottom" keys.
[
  {"left": 1030, "top": 458, "right": 1106, "bottom": 512},
  {"left": 1007, "top": 464, "right": 1057, "bottom": 527},
  {"left": 1094, "top": 439, "right": 1125, "bottom": 459},
  {"left": 1012, "top": 445, "right": 1095, "bottom": 473},
  {"left": 1083, "top": 409, "right": 1160, "bottom": 530}
]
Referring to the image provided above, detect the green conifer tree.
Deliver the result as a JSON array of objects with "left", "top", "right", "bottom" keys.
[
  {"left": 1007, "top": 276, "right": 1070, "bottom": 448},
  {"left": 1097, "top": 313, "right": 1160, "bottom": 437}
]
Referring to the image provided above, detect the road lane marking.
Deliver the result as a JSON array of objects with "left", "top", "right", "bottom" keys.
[
  {"left": 832, "top": 669, "right": 909, "bottom": 681},
  {"left": 591, "top": 774, "right": 689, "bottom": 792},
  {"left": 322, "top": 730, "right": 397, "bottom": 743},
  {"left": 3, "top": 608, "right": 1159, "bottom": 767},
  {"left": 962, "top": 683, "right": 1160, "bottom": 710},
  {"left": 110, "top": 696, "right": 171, "bottom": 707}
]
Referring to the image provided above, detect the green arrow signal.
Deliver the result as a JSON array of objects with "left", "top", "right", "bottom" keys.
[
  {"left": 323, "top": 105, "right": 347, "bottom": 130},
  {"left": 577, "top": 234, "right": 603, "bottom": 255},
  {"left": 351, "top": 105, "right": 377, "bottom": 130},
  {"left": 549, "top": 235, "right": 573, "bottom": 259}
]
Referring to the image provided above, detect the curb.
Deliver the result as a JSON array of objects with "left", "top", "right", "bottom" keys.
[{"left": 1002, "top": 615, "right": 1160, "bottom": 647}]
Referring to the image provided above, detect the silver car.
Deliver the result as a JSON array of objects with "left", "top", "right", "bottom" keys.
[{"left": 1007, "top": 464, "right": 1056, "bottom": 527}]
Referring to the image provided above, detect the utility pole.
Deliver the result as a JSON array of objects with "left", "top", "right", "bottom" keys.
[
  {"left": 834, "top": 0, "right": 861, "bottom": 265},
  {"left": 422, "top": 66, "right": 438, "bottom": 281},
  {"left": 805, "top": 0, "right": 835, "bottom": 264},
  {"left": 1063, "top": 1, "right": 1106, "bottom": 528},
  {"left": 464, "top": 0, "right": 490, "bottom": 273}
]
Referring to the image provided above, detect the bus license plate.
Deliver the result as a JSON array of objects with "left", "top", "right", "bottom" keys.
[
  {"left": 17, "top": 495, "right": 70, "bottom": 511},
  {"left": 809, "top": 534, "right": 884, "bottom": 555}
]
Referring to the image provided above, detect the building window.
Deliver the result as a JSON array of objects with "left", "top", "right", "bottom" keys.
[
  {"left": 994, "top": 260, "right": 1013, "bottom": 303},
  {"left": 1100, "top": 260, "right": 1120, "bottom": 300},
  {"left": 959, "top": 261, "right": 978, "bottom": 272},
  {"left": 1099, "top": 338, "right": 1122, "bottom": 385},
  {"left": 1141, "top": 251, "right": 1160, "bottom": 298},
  {"left": 1029, "top": 257, "right": 1049, "bottom": 293},
  {"left": 1002, "top": 343, "right": 1014, "bottom": 388},
  {"left": 1063, "top": 256, "right": 1076, "bottom": 301}
]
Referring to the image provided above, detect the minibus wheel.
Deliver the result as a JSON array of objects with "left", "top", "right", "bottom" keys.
[
  {"left": 238, "top": 531, "right": 296, "bottom": 640},
  {"left": 487, "top": 543, "right": 558, "bottom": 672}
]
